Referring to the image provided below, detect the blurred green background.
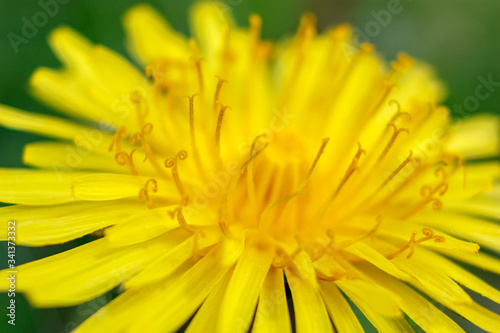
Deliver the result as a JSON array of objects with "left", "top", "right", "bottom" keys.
[{"left": 0, "top": 0, "right": 499, "bottom": 332}]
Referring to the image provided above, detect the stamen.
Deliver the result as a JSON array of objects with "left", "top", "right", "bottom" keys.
[
  {"left": 377, "top": 123, "right": 409, "bottom": 163},
  {"left": 259, "top": 138, "right": 330, "bottom": 227},
  {"left": 214, "top": 76, "right": 227, "bottom": 110},
  {"left": 109, "top": 126, "right": 127, "bottom": 153},
  {"left": 314, "top": 142, "right": 366, "bottom": 225},
  {"left": 189, "top": 39, "right": 204, "bottom": 93},
  {"left": 386, "top": 227, "right": 445, "bottom": 260},
  {"left": 305, "top": 137, "right": 330, "bottom": 182},
  {"left": 272, "top": 242, "right": 302, "bottom": 268},
  {"left": 215, "top": 105, "right": 231, "bottom": 167},
  {"left": 246, "top": 134, "right": 268, "bottom": 206},
  {"left": 131, "top": 90, "right": 149, "bottom": 128},
  {"left": 187, "top": 95, "right": 205, "bottom": 179},
  {"left": 138, "top": 179, "right": 158, "bottom": 209},
  {"left": 171, "top": 206, "right": 195, "bottom": 233},
  {"left": 115, "top": 148, "right": 146, "bottom": 176},
  {"left": 165, "top": 151, "right": 188, "bottom": 200},
  {"left": 377, "top": 150, "right": 413, "bottom": 192},
  {"left": 389, "top": 100, "right": 412, "bottom": 123}
]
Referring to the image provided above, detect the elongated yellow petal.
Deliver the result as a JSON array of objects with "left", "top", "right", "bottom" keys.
[
  {"left": 418, "top": 248, "right": 500, "bottom": 304},
  {"left": 319, "top": 280, "right": 364, "bottom": 333},
  {"left": 446, "top": 298, "right": 500, "bottom": 332},
  {"left": 73, "top": 261, "right": 193, "bottom": 333},
  {"left": 23, "top": 142, "right": 124, "bottom": 174},
  {"left": 363, "top": 265, "right": 464, "bottom": 333},
  {"left": 410, "top": 211, "right": 500, "bottom": 253},
  {"left": 285, "top": 251, "right": 334, "bottom": 333},
  {"left": 379, "top": 220, "right": 480, "bottom": 254},
  {"left": 218, "top": 238, "right": 274, "bottom": 332},
  {"left": 0, "top": 169, "right": 90, "bottom": 205},
  {"left": 128, "top": 236, "right": 245, "bottom": 333},
  {"left": 190, "top": 2, "right": 233, "bottom": 61},
  {"left": 336, "top": 279, "right": 413, "bottom": 333},
  {"left": 253, "top": 268, "right": 292, "bottom": 333},
  {"left": 445, "top": 115, "right": 500, "bottom": 159},
  {"left": 125, "top": 230, "right": 219, "bottom": 289},
  {"left": 436, "top": 248, "right": 500, "bottom": 275},
  {"left": 335, "top": 279, "right": 401, "bottom": 317},
  {"left": 0, "top": 199, "right": 146, "bottom": 246},
  {"left": 72, "top": 173, "right": 151, "bottom": 201},
  {"left": 104, "top": 206, "right": 179, "bottom": 246},
  {"left": 0, "top": 104, "right": 89, "bottom": 140},
  {"left": 0, "top": 230, "right": 186, "bottom": 307},
  {"left": 391, "top": 250, "right": 472, "bottom": 305},
  {"left": 185, "top": 272, "right": 232, "bottom": 333},
  {"left": 345, "top": 242, "right": 409, "bottom": 280},
  {"left": 124, "top": 4, "right": 190, "bottom": 65},
  {"left": 30, "top": 68, "right": 110, "bottom": 122}
]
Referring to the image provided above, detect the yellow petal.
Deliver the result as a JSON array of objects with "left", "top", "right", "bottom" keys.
[
  {"left": 410, "top": 211, "right": 500, "bottom": 253},
  {"left": 0, "top": 230, "right": 186, "bottom": 307},
  {"left": 0, "top": 169, "right": 89, "bottom": 205},
  {"left": 445, "top": 115, "right": 500, "bottom": 159},
  {"left": 285, "top": 251, "right": 334, "bottom": 333},
  {"left": 125, "top": 230, "right": 219, "bottom": 289},
  {"left": 0, "top": 199, "right": 146, "bottom": 246},
  {"left": 436, "top": 248, "right": 500, "bottom": 275},
  {"left": 72, "top": 173, "right": 152, "bottom": 201},
  {"left": 23, "top": 142, "right": 124, "bottom": 174},
  {"left": 0, "top": 104, "right": 89, "bottom": 140},
  {"left": 128, "top": 236, "right": 245, "bottom": 332},
  {"left": 335, "top": 278, "right": 401, "bottom": 317},
  {"left": 218, "top": 238, "right": 274, "bottom": 332},
  {"left": 185, "top": 271, "right": 232, "bottom": 333},
  {"left": 336, "top": 279, "right": 413, "bottom": 333},
  {"left": 319, "top": 280, "right": 364, "bottom": 333},
  {"left": 48, "top": 25, "right": 92, "bottom": 69},
  {"left": 73, "top": 260, "right": 193, "bottom": 333},
  {"left": 30, "top": 68, "right": 109, "bottom": 121},
  {"left": 446, "top": 298, "right": 500, "bottom": 332},
  {"left": 419, "top": 248, "right": 500, "bottom": 304},
  {"left": 123, "top": 4, "right": 190, "bottom": 65},
  {"left": 363, "top": 265, "right": 464, "bottom": 333},
  {"left": 380, "top": 220, "right": 480, "bottom": 254},
  {"left": 391, "top": 249, "right": 472, "bottom": 305},
  {"left": 104, "top": 206, "right": 178, "bottom": 246},
  {"left": 344, "top": 242, "right": 409, "bottom": 280},
  {"left": 190, "top": 1, "right": 233, "bottom": 61},
  {"left": 253, "top": 268, "right": 293, "bottom": 333}
]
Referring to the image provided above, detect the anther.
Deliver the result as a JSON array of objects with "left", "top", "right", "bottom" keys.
[
  {"left": 214, "top": 76, "right": 228, "bottom": 109},
  {"left": 215, "top": 105, "right": 231, "bottom": 166},
  {"left": 115, "top": 148, "right": 146, "bottom": 176},
  {"left": 138, "top": 179, "right": 158, "bottom": 209},
  {"left": 315, "top": 143, "right": 365, "bottom": 225},
  {"left": 386, "top": 228, "right": 445, "bottom": 260},
  {"left": 378, "top": 123, "right": 409, "bottom": 163},
  {"left": 389, "top": 100, "right": 412, "bottom": 123},
  {"left": 109, "top": 126, "right": 127, "bottom": 153},
  {"left": 174, "top": 207, "right": 196, "bottom": 233},
  {"left": 305, "top": 137, "right": 330, "bottom": 182},
  {"left": 165, "top": 151, "right": 188, "bottom": 198}
]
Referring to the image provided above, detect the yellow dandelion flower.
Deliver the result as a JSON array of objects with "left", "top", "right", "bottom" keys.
[{"left": 1, "top": 3, "right": 500, "bottom": 332}]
